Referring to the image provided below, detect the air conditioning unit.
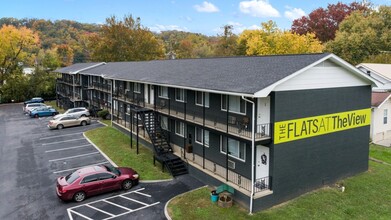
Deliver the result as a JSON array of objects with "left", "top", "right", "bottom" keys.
[{"left": 228, "top": 160, "right": 235, "bottom": 169}]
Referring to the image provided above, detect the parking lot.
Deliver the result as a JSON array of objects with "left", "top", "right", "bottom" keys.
[{"left": 0, "top": 103, "right": 204, "bottom": 220}]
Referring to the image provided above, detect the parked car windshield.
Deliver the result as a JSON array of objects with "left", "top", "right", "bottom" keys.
[
  {"left": 103, "top": 165, "right": 121, "bottom": 176},
  {"left": 65, "top": 172, "right": 80, "bottom": 184}
]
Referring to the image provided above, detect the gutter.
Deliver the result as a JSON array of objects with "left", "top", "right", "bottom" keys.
[{"left": 241, "top": 96, "right": 255, "bottom": 214}]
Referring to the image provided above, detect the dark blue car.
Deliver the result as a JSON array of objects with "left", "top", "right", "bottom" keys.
[
  {"left": 30, "top": 106, "right": 58, "bottom": 118},
  {"left": 24, "top": 97, "right": 44, "bottom": 105}
]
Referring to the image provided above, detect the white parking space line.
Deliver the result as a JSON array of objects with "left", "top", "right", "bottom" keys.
[
  {"left": 39, "top": 132, "right": 83, "bottom": 140},
  {"left": 85, "top": 204, "right": 115, "bottom": 217},
  {"left": 53, "top": 161, "right": 109, "bottom": 174},
  {"left": 104, "top": 202, "right": 160, "bottom": 220},
  {"left": 119, "top": 195, "right": 149, "bottom": 206},
  {"left": 42, "top": 138, "right": 85, "bottom": 146},
  {"left": 49, "top": 152, "right": 99, "bottom": 162},
  {"left": 68, "top": 209, "right": 93, "bottom": 220},
  {"left": 45, "top": 144, "right": 91, "bottom": 153},
  {"left": 67, "top": 188, "right": 160, "bottom": 220},
  {"left": 134, "top": 191, "right": 152, "bottom": 198},
  {"left": 103, "top": 199, "right": 132, "bottom": 211}
]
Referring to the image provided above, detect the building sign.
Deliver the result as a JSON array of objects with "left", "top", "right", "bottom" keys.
[{"left": 274, "top": 108, "right": 371, "bottom": 144}]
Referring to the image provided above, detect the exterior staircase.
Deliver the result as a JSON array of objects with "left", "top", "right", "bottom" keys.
[{"left": 140, "top": 110, "right": 188, "bottom": 177}]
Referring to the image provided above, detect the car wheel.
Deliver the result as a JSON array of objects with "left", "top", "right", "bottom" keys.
[
  {"left": 57, "top": 124, "right": 64, "bottom": 130},
  {"left": 34, "top": 114, "right": 39, "bottom": 118},
  {"left": 52, "top": 112, "right": 56, "bottom": 116},
  {"left": 122, "top": 179, "right": 133, "bottom": 190},
  {"left": 73, "top": 191, "right": 86, "bottom": 202},
  {"left": 81, "top": 121, "right": 87, "bottom": 126}
]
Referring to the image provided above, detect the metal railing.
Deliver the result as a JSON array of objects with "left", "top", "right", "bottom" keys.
[{"left": 93, "top": 82, "right": 111, "bottom": 92}]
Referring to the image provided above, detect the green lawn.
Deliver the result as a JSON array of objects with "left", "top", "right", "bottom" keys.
[
  {"left": 370, "top": 143, "right": 391, "bottom": 164},
  {"left": 46, "top": 100, "right": 65, "bottom": 114},
  {"left": 168, "top": 145, "right": 391, "bottom": 220},
  {"left": 84, "top": 126, "right": 171, "bottom": 180}
]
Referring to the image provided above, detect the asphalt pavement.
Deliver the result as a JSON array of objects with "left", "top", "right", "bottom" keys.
[{"left": 0, "top": 103, "right": 205, "bottom": 220}]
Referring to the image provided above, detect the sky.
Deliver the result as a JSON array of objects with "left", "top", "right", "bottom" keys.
[{"left": 1, "top": 0, "right": 390, "bottom": 36}]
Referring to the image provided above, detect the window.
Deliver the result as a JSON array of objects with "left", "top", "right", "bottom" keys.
[
  {"left": 220, "top": 136, "right": 246, "bottom": 161},
  {"left": 175, "top": 120, "right": 185, "bottom": 137},
  {"left": 384, "top": 109, "right": 388, "bottom": 124},
  {"left": 97, "top": 173, "right": 114, "bottom": 180},
  {"left": 195, "top": 91, "right": 210, "bottom": 107},
  {"left": 134, "top": 83, "right": 141, "bottom": 93},
  {"left": 81, "top": 174, "right": 98, "bottom": 184},
  {"left": 158, "top": 86, "right": 168, "bottom": 98},
  {"left": 113, "top": 100, "right": 118, "bottom": 111},
  {"left": 65, "top": 172, "right": 80, "bottom": 184},
  {"left": 221, "top": 95, "right": 246, "bottom": 114},
  {"left": 160, "top": 115, "right": 169, "bottom": 130},
  {"left": 175, "top": 88, "right": 185, "bottom": 102},
  {"left": 195, "top": 127, "right": 209, "bottom": 147}
]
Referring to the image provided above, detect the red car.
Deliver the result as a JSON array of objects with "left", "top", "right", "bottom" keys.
[{"left": 56, "top": 165, "right": 139, "bottom": 202}]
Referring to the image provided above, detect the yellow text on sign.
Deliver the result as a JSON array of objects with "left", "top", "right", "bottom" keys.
[{"left": 274, "top": 108, "right": 371, "bottom": 144}]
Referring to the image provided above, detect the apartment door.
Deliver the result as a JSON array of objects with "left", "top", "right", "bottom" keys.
[
  {"left": 257, "top": 97, "right": 270, "bottom": 135},
  {"left": 150, "top": 85, "right": 154, "bottom": 105},
  {"left": 144, "top": 84, "right": 155, "bottom": 105},
  {"left": 256, "top": 145, "right": 269, "bottom": 180}
]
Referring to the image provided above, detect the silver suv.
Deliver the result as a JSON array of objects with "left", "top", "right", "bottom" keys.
[{"left": 54, "top": 107, "right": 90, "bottom": 119}]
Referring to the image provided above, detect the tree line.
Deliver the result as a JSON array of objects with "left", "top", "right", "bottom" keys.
[{"left": 1, "top": 2, "right": 391, "bottom": 103}]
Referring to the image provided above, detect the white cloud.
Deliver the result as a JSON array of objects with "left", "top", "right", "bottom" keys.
[
  {"left": 194, "top": 1, "right": 219, "bottom": 13},
  {"left": 239, "top": 0, "right": 280, "bottom": 17},
  {"left": 149, "top": 24, "right": 189, "bottom": 33},
  {"left": 284, "top": 7, "right": 306, "bottom": 20}
]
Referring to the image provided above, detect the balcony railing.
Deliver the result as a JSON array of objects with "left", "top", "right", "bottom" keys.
[
  {"left": 93, "top": 82, "right": 111, "bottom": 92},
  {"left": 156, "top": 99, "right": 270, "bottom": 141},
  {"left": 112, "top": 94, "right": 270, "bottom": 141}
]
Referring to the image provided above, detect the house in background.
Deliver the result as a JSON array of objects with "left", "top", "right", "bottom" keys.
[
  {"left": 370, "top": 92, "right": 391, "bottom": 143},
  {"left": 55, "top": 53, "right": 378, "bottom": 212},
  {"left": 357, "top": 63, "right": 391, "bottom": 91},
  {"left": 357, "top": 63, "right": 391, "bottom": 144}
]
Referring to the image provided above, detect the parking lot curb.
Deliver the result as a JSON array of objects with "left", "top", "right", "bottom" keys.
[
  {"left": 82, "top": 133, "right": 118, "bottom": 167},
  {"left": 164, "top": 185, "right": 208, "bottom": 220},
  {"left": 140, "top": 178, "right": 173, "bottom": 183}
]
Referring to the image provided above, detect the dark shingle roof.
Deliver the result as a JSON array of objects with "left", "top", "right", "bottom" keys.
[
  {"left": 55, "top": 63, "right": 104, "bottom": 74},
  {"left": 79, "top": 53, "right": 330, "bottom": 95}
]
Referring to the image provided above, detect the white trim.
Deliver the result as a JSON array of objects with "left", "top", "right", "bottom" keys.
[
  {"left": 103, "top": 77, "right": 254, "bottom": 97},
  {"left": 254, "top": 54, "right": 381, "bottom": 97},
  {"left": 375, "top": 94, "right": 391, "bottom": 109},
  {"left": 69, "top": 62, "right": 106, "bottom": 74}
]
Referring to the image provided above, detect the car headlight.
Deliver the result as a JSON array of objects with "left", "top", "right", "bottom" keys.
[{"left": 132, "top": 174, "right": 139, "bottom": 179}]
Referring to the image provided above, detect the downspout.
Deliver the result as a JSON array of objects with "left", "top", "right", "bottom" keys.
[
  {"left": 111, "top": 79, "right": 113, "bottom": 127},
  {"left": 242, "top": 96, "right": 255, "bottom": 215}
]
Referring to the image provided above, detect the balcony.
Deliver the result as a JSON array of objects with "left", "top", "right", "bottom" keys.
[
  {"left": 57, "top": 78, "right": 80, "bottom": 86},
  {"left": 93, "top": 82, "right": 111, "bottom": 93},
  {"left": 111, "top": 119, "right": 272, "bottom": 197},
  {"left": 113, "top": 93, "right": 270, "bottom": 141}
]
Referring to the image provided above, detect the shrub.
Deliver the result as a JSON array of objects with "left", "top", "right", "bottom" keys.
[{"left": 97, "top": 109, "right": 109, "bottom": 119}]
